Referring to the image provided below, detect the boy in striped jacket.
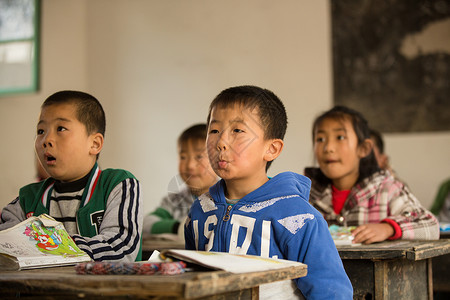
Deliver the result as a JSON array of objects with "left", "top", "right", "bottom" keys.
[{"left": 0, "top": 90, "right": 142, "bottom": 262}]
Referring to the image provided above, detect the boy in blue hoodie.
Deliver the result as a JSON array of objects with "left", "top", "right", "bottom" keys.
[{"left": 185, "top": 85, "right": 352, "bottom": 299}]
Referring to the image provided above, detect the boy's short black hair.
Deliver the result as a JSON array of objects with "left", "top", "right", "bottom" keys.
[
  {"left": 42, "top": 90, "right": 106, "bottom": 137},
  {"left": 206, "top": 85, "right": 287, "bottom": 170},
  {"left": 178, "top": 123, "right": 207, "bottom": 147}
]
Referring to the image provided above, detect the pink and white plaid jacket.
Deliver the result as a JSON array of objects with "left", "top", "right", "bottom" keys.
[{"left": 306, "top": 169, "right": 439, "bottom": 240}]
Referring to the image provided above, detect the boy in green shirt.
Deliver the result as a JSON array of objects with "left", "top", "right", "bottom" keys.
[{"left": 0, "top": 90, "right": 142, "bottom": 262}]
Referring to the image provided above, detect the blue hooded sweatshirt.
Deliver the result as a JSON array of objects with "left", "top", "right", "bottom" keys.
[{"left": 185, "top": 172, "right": 353, "bottom": 299}]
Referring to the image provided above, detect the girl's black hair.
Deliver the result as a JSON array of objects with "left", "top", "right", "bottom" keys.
[{"left": 311, "top": 105, "right": 380, "bottom": 186}]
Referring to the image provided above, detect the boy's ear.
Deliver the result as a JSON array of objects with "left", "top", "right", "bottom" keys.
[
  {"left": 264, "top": 139, "right": 284, "bottom": 162},
  {"left": 89, "top": 133, "right": 104, "bottom": 156},
  {"left": 358, "top": 138, "right": 374, "bottom": 158}
]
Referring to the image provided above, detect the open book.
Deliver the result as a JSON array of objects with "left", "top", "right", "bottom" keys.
[
  {"left": 157, "top": 249, "right": 306, "bottom": 274},
  {"left": 0, "top": 214, "right": 91, "bottom": 271},
  {"left": 329, "top": 225, "right": 361, "bottom": 246}
]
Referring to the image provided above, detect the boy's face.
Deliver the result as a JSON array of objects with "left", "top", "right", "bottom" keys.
[
  {"left": 178, "top": 139, "right": 217, "bottom": 196},
  {"left": 207, "top": 104, "right": 274, "bottom": 188},
  {"left": 35, "top": 103, "right": 102, "bottom": 182}
]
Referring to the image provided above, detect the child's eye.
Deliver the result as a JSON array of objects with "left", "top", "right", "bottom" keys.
[
  {"left": 57, "top": 126, "right": 66, "bottom": 132},
  {"left": 37, "top": 129, "right": 44, "bottom": 135},
  {"left": 315, "top": 137, "right": 325, "bottom": 143},
  {"left": 337, "top": 135, "right": 346, "bottom": 140},
  {"left": 196, "top": 154, "right": 204, "bottom": 160}
]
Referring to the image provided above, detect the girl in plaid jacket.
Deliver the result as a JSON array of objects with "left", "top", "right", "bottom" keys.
[{"left": 305, "top": 106, "right": 439, "bottom": 244}]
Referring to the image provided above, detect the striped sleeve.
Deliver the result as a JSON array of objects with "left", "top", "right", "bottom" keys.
[
  {"left": 0, "top": 197, "right": 26, "bottom": 231},
  {"left": 143, "top": 188, "right": 194, "bottom": 235},
  {"left": 72, "top": 178, "right": 143, "bottom": 262}
]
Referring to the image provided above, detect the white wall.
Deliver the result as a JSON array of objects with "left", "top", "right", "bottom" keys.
[
  {"left": 0, "top": 0, "right": 88, "bottom": 207},
  {"left": 0, "top": 0, "right": 449, "bottom": 215},
  {"left": 384, "top": 132, "right": 450, "bottom": 204},
  {"left": 86, "top": 0, "right": 332, "bottom": 214}
]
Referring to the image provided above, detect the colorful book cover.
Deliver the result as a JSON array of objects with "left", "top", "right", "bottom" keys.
[
  {"left": 328, "top": 225, "right": 360, "bottom": 246},
  {"left": 0, "top": 214, "right": 91, "bottom": 270}
]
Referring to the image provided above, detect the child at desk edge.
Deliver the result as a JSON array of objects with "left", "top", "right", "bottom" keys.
[
  {"left": 0, "top": 90, "right": 143, "bottom": 262},
  {"left": 184, "top": 85, "right": 353, "bottom": 300},
  {"left": 305, "top": 106, "right": 439, "bottom": 244}
]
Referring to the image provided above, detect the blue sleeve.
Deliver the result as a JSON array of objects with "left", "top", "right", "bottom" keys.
[{"left": 286, "top": 216, "right": 353, "bottom": 300}]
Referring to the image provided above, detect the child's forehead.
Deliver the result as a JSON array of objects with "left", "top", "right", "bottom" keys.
[
  {"left": 211, "top": 103, "right": 261, "bottom": 122},
  {"left": 38, "top": 103, "right": 79, "bottom": 122},
  {"left": 40, "top": 102, "right": 77, "bottom": 115},
  {"left": 316, "top": 116, "right": 352, "bottom": 132},
  {"left": 179, "top": 138, "right": 206, "bottom": 152}
]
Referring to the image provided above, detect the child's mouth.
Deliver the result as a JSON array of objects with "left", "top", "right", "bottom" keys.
[
  {"left": 218, "top": 160, "right": 228, "bottom": 169},
  {"left": 326, "top": 159, "right": 338, "bottom": 164},
  {"left": 46, "top": 155, "right": 56, "bottom": 165}
]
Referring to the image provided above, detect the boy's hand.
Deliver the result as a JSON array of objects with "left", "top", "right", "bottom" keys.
[{"left": 351, "top": 223, "right": 395, "bottom": 244}]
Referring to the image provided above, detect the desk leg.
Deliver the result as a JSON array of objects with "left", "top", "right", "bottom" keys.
[
  {"left": 427, "top": 258, "right": 433, "bottom": 300},
  {"left": 252, "top": 286, "right": 259, "bottom": 300},
  {"left": 374, "top": 260, "right": 388, "bottom": 299},
  {"left": 373, "top": 259, "right": 429, "bottom": 300}
]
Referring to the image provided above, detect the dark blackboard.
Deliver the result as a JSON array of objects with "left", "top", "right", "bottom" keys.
[{"left": 331, "top": 0, "right": 450, "bottom": 133}]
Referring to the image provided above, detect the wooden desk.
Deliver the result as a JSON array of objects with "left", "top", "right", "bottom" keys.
[
  {"left": 142, "top": 235, "right": 185, "bottom": 260},
  {"left": 337, "top": 239, "right": 450, "bottom": 300},
  {"left": 0, "top": 263, "right": 306, "bottom": 299}
]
